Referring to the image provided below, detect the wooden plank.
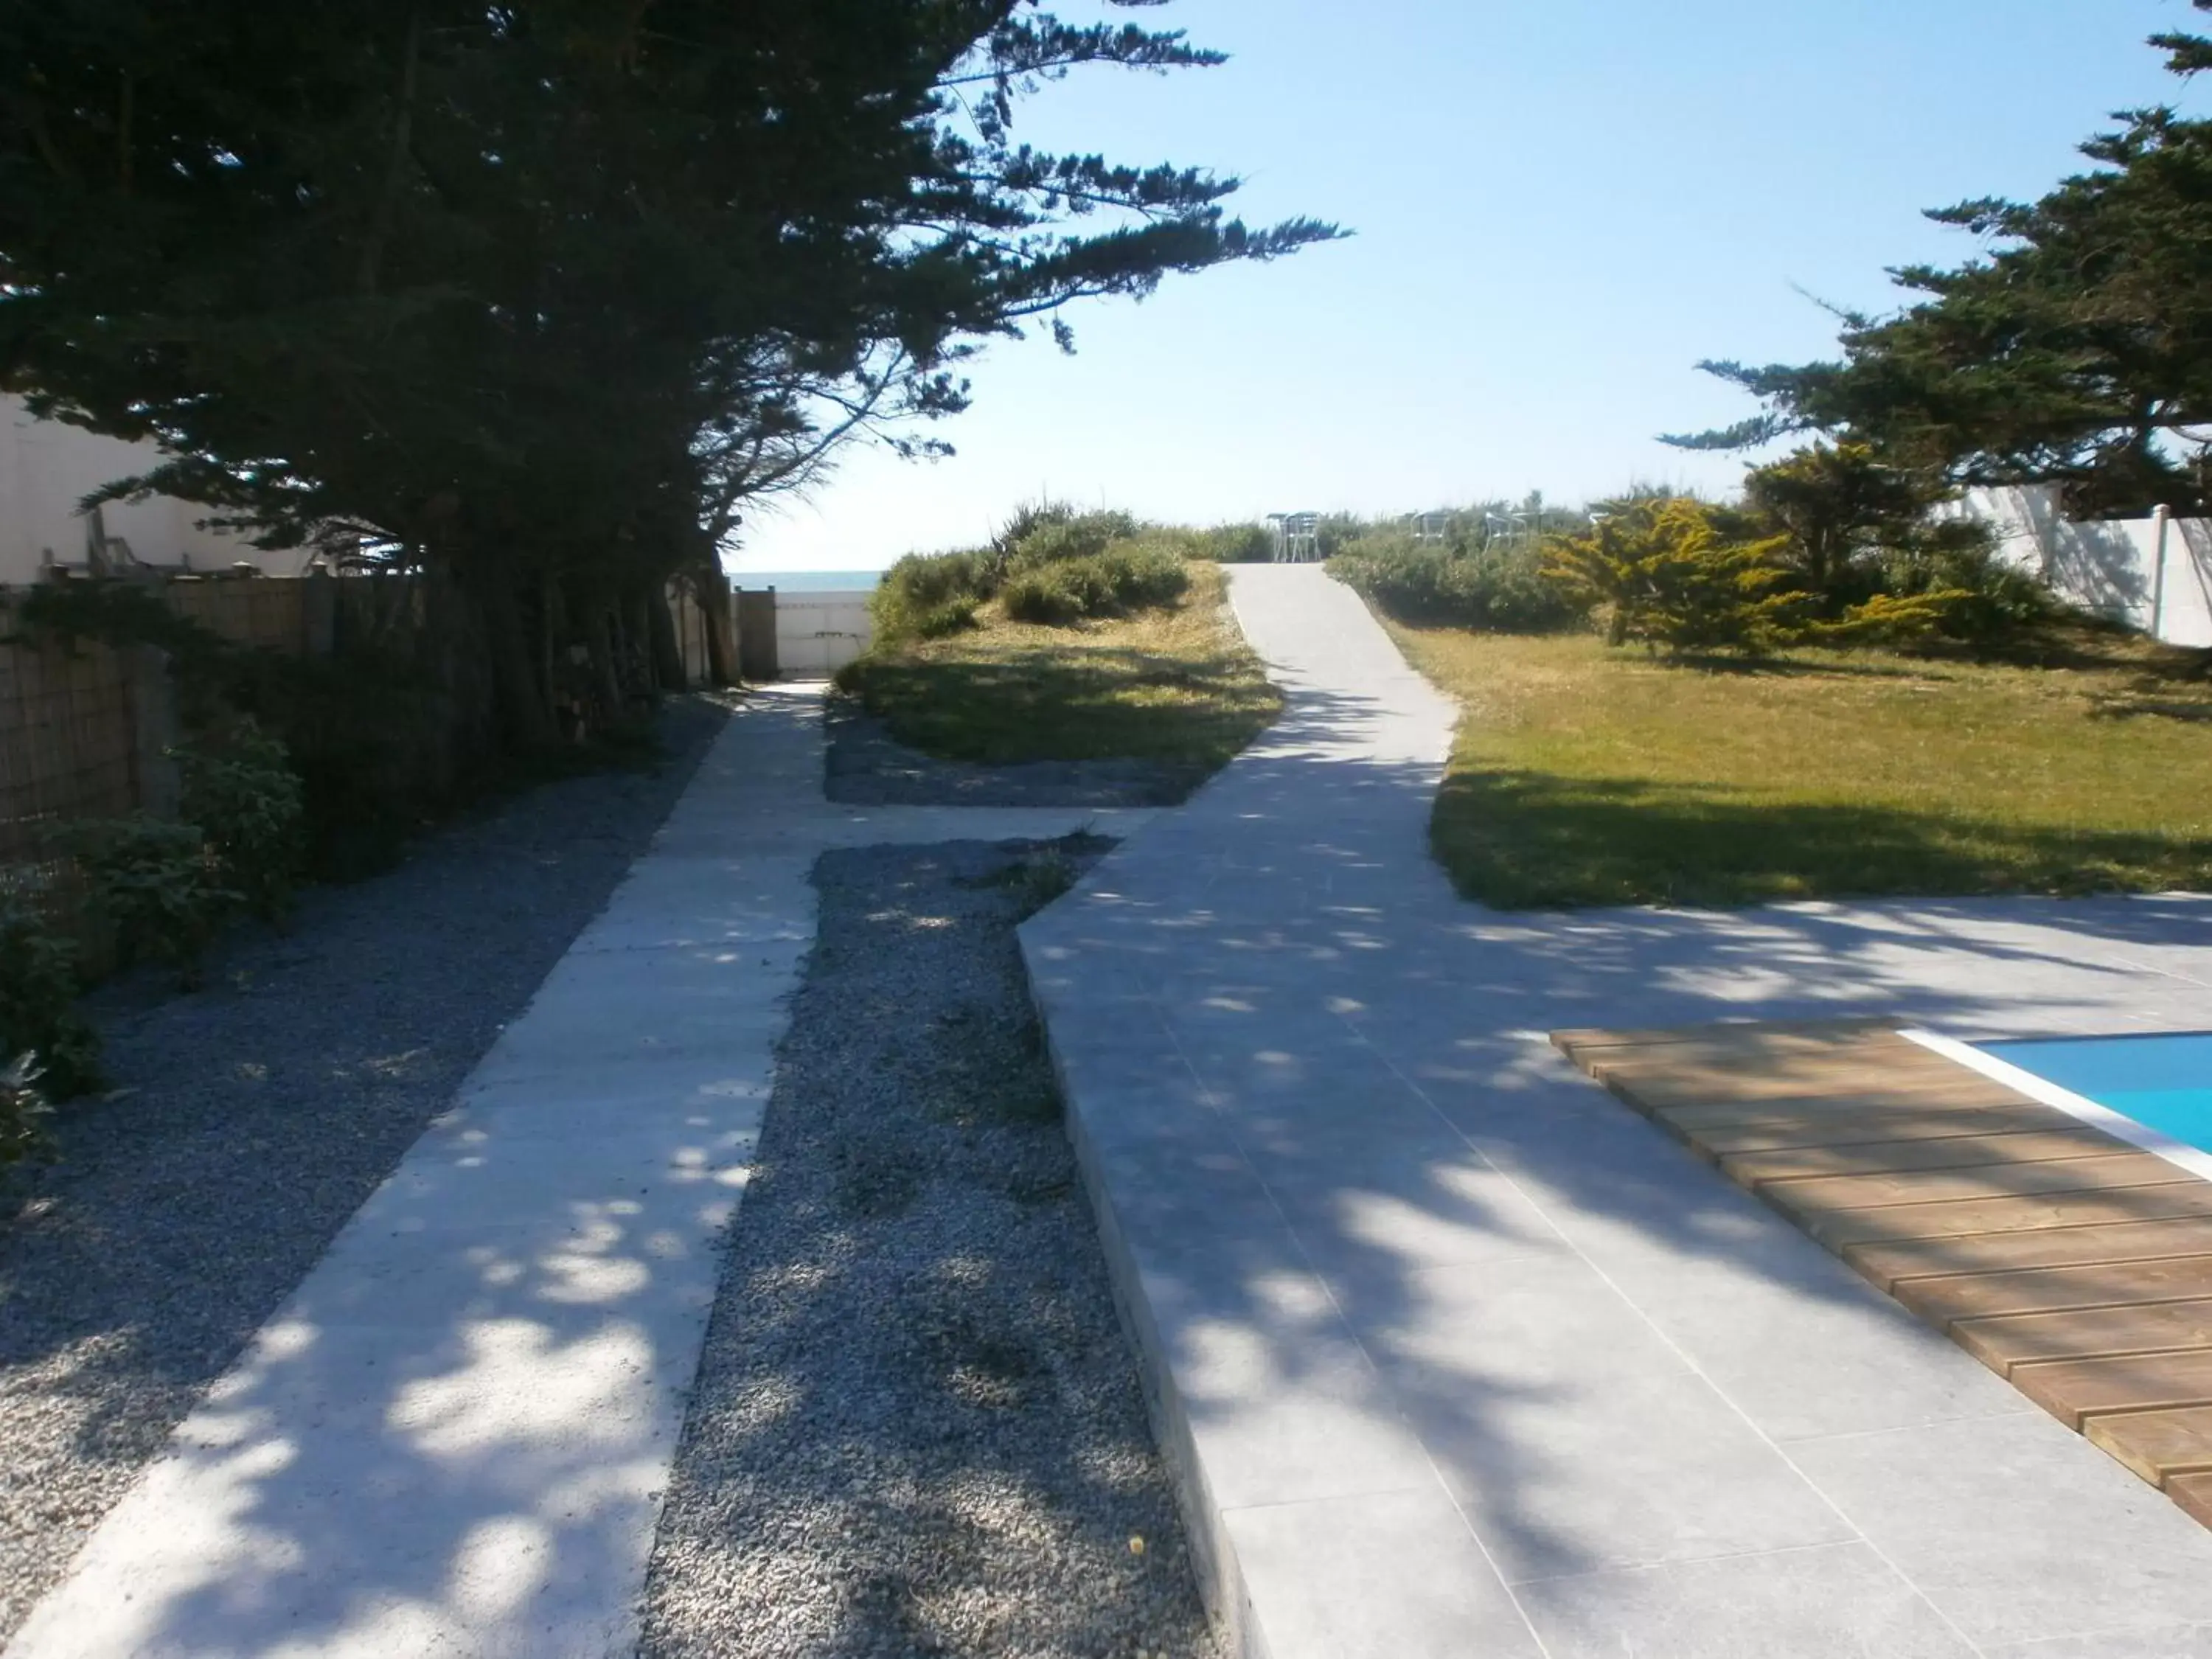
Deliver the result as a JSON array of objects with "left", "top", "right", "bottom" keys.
[
  {"left": 1723, "top": 1128, "right": 2131, "bottom": 1186},
  {"left": 1691, "top": 1102, "right": 2072, "bottom": 1152},
  {"left": 1597, "top": 1056, "right": 1967, "bottom": 1109},
  {"left": 1559, "top": 1017, "right": 2212, "bottom": 1534},
  {"left": 1764, "top": 1152, "right": 2183, "bottom": 1216},
  {"left": 1654, "top": 1078, "right": 2035, "bottom": 1129},
  {"left": 2084, "top": 1407, "right": 2212, "bottom": 1487},
  {"left": 1951, "top": 1298, "right": 2212, "bottom": 1374},
  {"left": 1811, "top": 1180, "right": 2212, "bottom": 1251},
  {"left": 1550, "top": 1018, "right": 1896, "bottom": 1059},
  {"left": 1894, "top": 1256, "right": 2212, "bottom": 1326},
  {"left": 1848, "top": 1217, "right": 2212, "bottom": 1292},
  {"left": 2173, "top": 1472, "right": 2212, "bottom": 1529},
  {"left": 2014, "top": 1351, "right": 2212, "bottom": 1429}
]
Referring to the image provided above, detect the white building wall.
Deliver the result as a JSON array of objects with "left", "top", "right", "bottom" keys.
[
  {"left": 768, "top": 591, "right": 872, "bottom": 678},
  {"left": 1960, "top": 484, "right": 2212, "bottom": 649},
  {"left": 0, "top": 395, "right": 303, "bottom": 585}
]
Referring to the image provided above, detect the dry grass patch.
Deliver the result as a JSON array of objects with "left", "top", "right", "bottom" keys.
[
  {"left": 837, "top": 561, "right": 1280, "bottom": 775},
  {"left": 1388, "top": 620, "right": 2212, "bottom": 908}
]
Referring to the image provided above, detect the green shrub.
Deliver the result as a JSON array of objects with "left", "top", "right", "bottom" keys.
[
  {"left": 74, "top": 815, "right": 239, "bottom": 989},
  {"left": 1, "top": 1051, "right": 55, "bottom": 1169},
  {"left": 1096, "top": 540, "right": 1192, "bottom": 608},
  {"left": 873, "top": 551, "right": 990, "bottom": 642},
  {"left": 0, "top": 888, "right": 101, "bottom": 1100},
  {"left": 15, "top": 580, "right": 463, "bottom": 881},
  {"left": 1885, "top": 533, "right": 2057, "bottom": 644},
  {"left": 1001, "top": 566, "right": 1086, "bottom": 626},
  {"left": 986, "top": 499, "right": 1079, "bottom": 580},
  {"left": 1542, "top": 497, "right": 1806, "bottom": 655},
  {"left": 1331, "top": 534, "right": 1586, "bottom": 633},
  {"left": 177, "top": 719, "right": 306, "bottom": 925},
  {"left": 1006, "top": 509, "right": 1142, "bottom": 573},
  {"left": 1189, "top": 522, "right": 1275, "bottom": 563},
  {"left": 995, "top": 846, "right": 1080, "bottom": 917},
  {"left": 1002, "top": 538, "right": 1191, "bottom": 626}
]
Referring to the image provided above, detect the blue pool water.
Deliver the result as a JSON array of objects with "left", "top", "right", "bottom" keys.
[{"left": 1979, "top": 1032, "right": 2212, "bottom": 1155}]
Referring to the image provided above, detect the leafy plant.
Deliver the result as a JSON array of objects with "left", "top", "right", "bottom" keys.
[
  {"left": 1542, "top": 498, "right": 1806, "bottom": 655},
  {"left": 1885, "top": 536, "right": 2058, "bottom": 644},
  {"left": 1001, "top": 539, "right": 1189, "bottom": 626},
  {"left": 1740, "top": 442, "right": 1950, "bottom": 605},
  {"left": 1005, "top": 510, "right": 1142, "bottom": 574},
  {"left": 175, "top": 720, "right": 307, "bottom": 925},
  {"left": 1330, "top": 534, "right": 1587, "bottom": 633},
  {"left": 1001, "top": 847, "right": 1080, "bottom": 918},
  {"left": 1800, "top": 589, "right": 1971, "bottom": 647},
  {"left": 1188, "top": 522, "right": 1275, "bottom": 563},
  {"left": 1, "top": 1051, "right": 55, "bottom": 1169},
  {"left": 19, "top": 580, "right": 458, "bottom": 879},
  {"left": 1001, "top": 565, "right": 1100, "bottom": 626},
  {"left": 74, "top": 817, "right": 239, "bottom": 990},
  {"left": 0, "top": 889, "right": 101, "bottom": 1099},
  {"left": 872, "top": 552, "right": 991, "bottom": 643}
]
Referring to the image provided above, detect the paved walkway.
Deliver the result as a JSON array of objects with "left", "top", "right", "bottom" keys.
[
  {"left": 9, "top": 685, "right": 1150, "bottom": 1659},
  {"left": 1022, "top": 563, "right": 2212, "bottom": 1659}
]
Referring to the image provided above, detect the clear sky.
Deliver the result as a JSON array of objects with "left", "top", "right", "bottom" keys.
[{"left": 731, "top": 0, "right": 2205, "bottom": 576}]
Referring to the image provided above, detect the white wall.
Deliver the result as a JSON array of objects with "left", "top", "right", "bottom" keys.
[
  {"left": 1960, "top": 484, "right": 2212, "bottom": 648},
  {"left": 0, "top": 395, "right": 304, "bottom": 585},
  {"left": 766, "top": 591, "right": 872, "bottom": 678}
]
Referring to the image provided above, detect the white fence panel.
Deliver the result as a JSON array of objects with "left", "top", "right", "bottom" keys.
[
  {"left": 1959, "top": 486, "right": 2212, "bottom": 647},
  {"left": 771, "top": 591, "right": 873, "bottom": 678}
]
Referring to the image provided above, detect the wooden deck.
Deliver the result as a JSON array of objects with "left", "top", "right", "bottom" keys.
[{"left": 1554, "top": 1020, "right": 2212, "bottom": 1530}]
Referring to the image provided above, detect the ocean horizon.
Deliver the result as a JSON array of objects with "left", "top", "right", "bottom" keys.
[{"left": 726, "top": 568, "right": 883, "bottom": 592}]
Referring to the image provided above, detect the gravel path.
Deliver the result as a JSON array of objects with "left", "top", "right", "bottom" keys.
[
  {"left": 638, "top": 838, "right": 1217, "bottom": 1659},
  {"left": 0, "top": 699, "right": 726, "bottom": 1647},
  {"left": 825, "top": 703, "right": 1203, "bottom": 809}
]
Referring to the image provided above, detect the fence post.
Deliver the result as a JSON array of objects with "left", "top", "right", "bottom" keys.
[
  {"left": 302, "top": 566, "right": 338, "bottom": 656},
  {"left": 125, "top": 644, "right": 180, "bottom": 818},
  {"left": 2151, "top": 504, "right": 2172, "bottom": 641}
]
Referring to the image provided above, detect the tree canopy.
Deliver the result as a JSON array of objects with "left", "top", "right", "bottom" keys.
[
  {"left": 1666, "top": 2, "right": 2212, "bottom": 516},
  {"left": 0, "top": 1, "right": 1335, "bottom": 740}
]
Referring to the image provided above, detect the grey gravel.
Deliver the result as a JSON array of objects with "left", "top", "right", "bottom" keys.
[
  {"left": 637, "top": 838, "right": 1218, "bottom": 1659},
  {"left": 825, "top": 702, "right": 1204, "bottom": 809},
  {"left": 0, "top": 698, "right": 726, "bottom": 1646}
]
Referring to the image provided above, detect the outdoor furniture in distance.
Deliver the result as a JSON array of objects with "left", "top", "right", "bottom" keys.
[{"left": 1267, "top": 510, "right": 1322, "bottom": 563}]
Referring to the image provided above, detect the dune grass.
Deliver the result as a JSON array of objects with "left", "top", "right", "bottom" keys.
[
  {"left": 836, "top": 561, "right": 1281, "bottom": 775},
  {"left": 1387, "top": 620, "right": 2212, "bottom": 909}
]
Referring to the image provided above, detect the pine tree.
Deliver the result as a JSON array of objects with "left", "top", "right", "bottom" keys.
[
  {"left": 0, "top": 2, "right": 1337, "bottom": 742},
  {"left": 1541, "top": 498, "right": 1805, "bottom": 655},
  {"left": 1665, "top": 1, "right": 2212, "bottom": 515}
]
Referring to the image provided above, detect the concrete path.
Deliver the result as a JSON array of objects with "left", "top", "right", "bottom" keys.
[
  {"left": 8, "top": 685, "right": 1152, "bottom": 1659},
  {"left": 1023, "top": 563, "right": 2212, "bottom": 1659}
]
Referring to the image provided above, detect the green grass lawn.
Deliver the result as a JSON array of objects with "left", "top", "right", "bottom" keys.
[
  {"left": 836, "top": 561, "right": 1281, "bottom": 776},
  {"left": 1387, "top": 620, "right": 2212, "bottom": 908}
]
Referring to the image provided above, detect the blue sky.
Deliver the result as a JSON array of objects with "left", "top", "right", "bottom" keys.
[{"left": 732, "top": 0, "right": 2205, "bottom": 575}]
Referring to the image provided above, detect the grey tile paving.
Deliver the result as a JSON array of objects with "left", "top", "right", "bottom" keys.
[
  {"left": 1787, "top": 1414, "right": 2212, "bottom": 1646},
  {"left": 1517, "top": 1540, "right": 1978, "bottom": 1658},
  {"left": 1980, "top": 1625, "right": 2212, "bottom": 1658},
  {"left": 7, "top": 686, "right": 1145, "bottom": 1659},
  {"left": 1223, "top": 1487, "right": 1543, "bottom": 1659},
  {"left": 1356, "top": 1252, "right": 1858, "bottom": 1582},
  {"left": 1023, "top": 563, "right": 2212, "bottom": 1656}
]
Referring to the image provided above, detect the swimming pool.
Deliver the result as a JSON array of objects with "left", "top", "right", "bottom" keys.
[{"left": 1907, "top": 1029, "right": 2212, "bottom": 1175}]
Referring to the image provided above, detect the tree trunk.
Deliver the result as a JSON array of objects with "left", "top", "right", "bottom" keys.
[
  {"left": 649, "top": 578, "right": 687, "bottom": 690},
  {"left": 476, "top": 574, "right": 560, "bottom": 751},
  {"left": 693, "top": 563, "right": 738, "bottom": 686},
  {"left": 588, "top": 599, "right": 624, "bottom": 721}
]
